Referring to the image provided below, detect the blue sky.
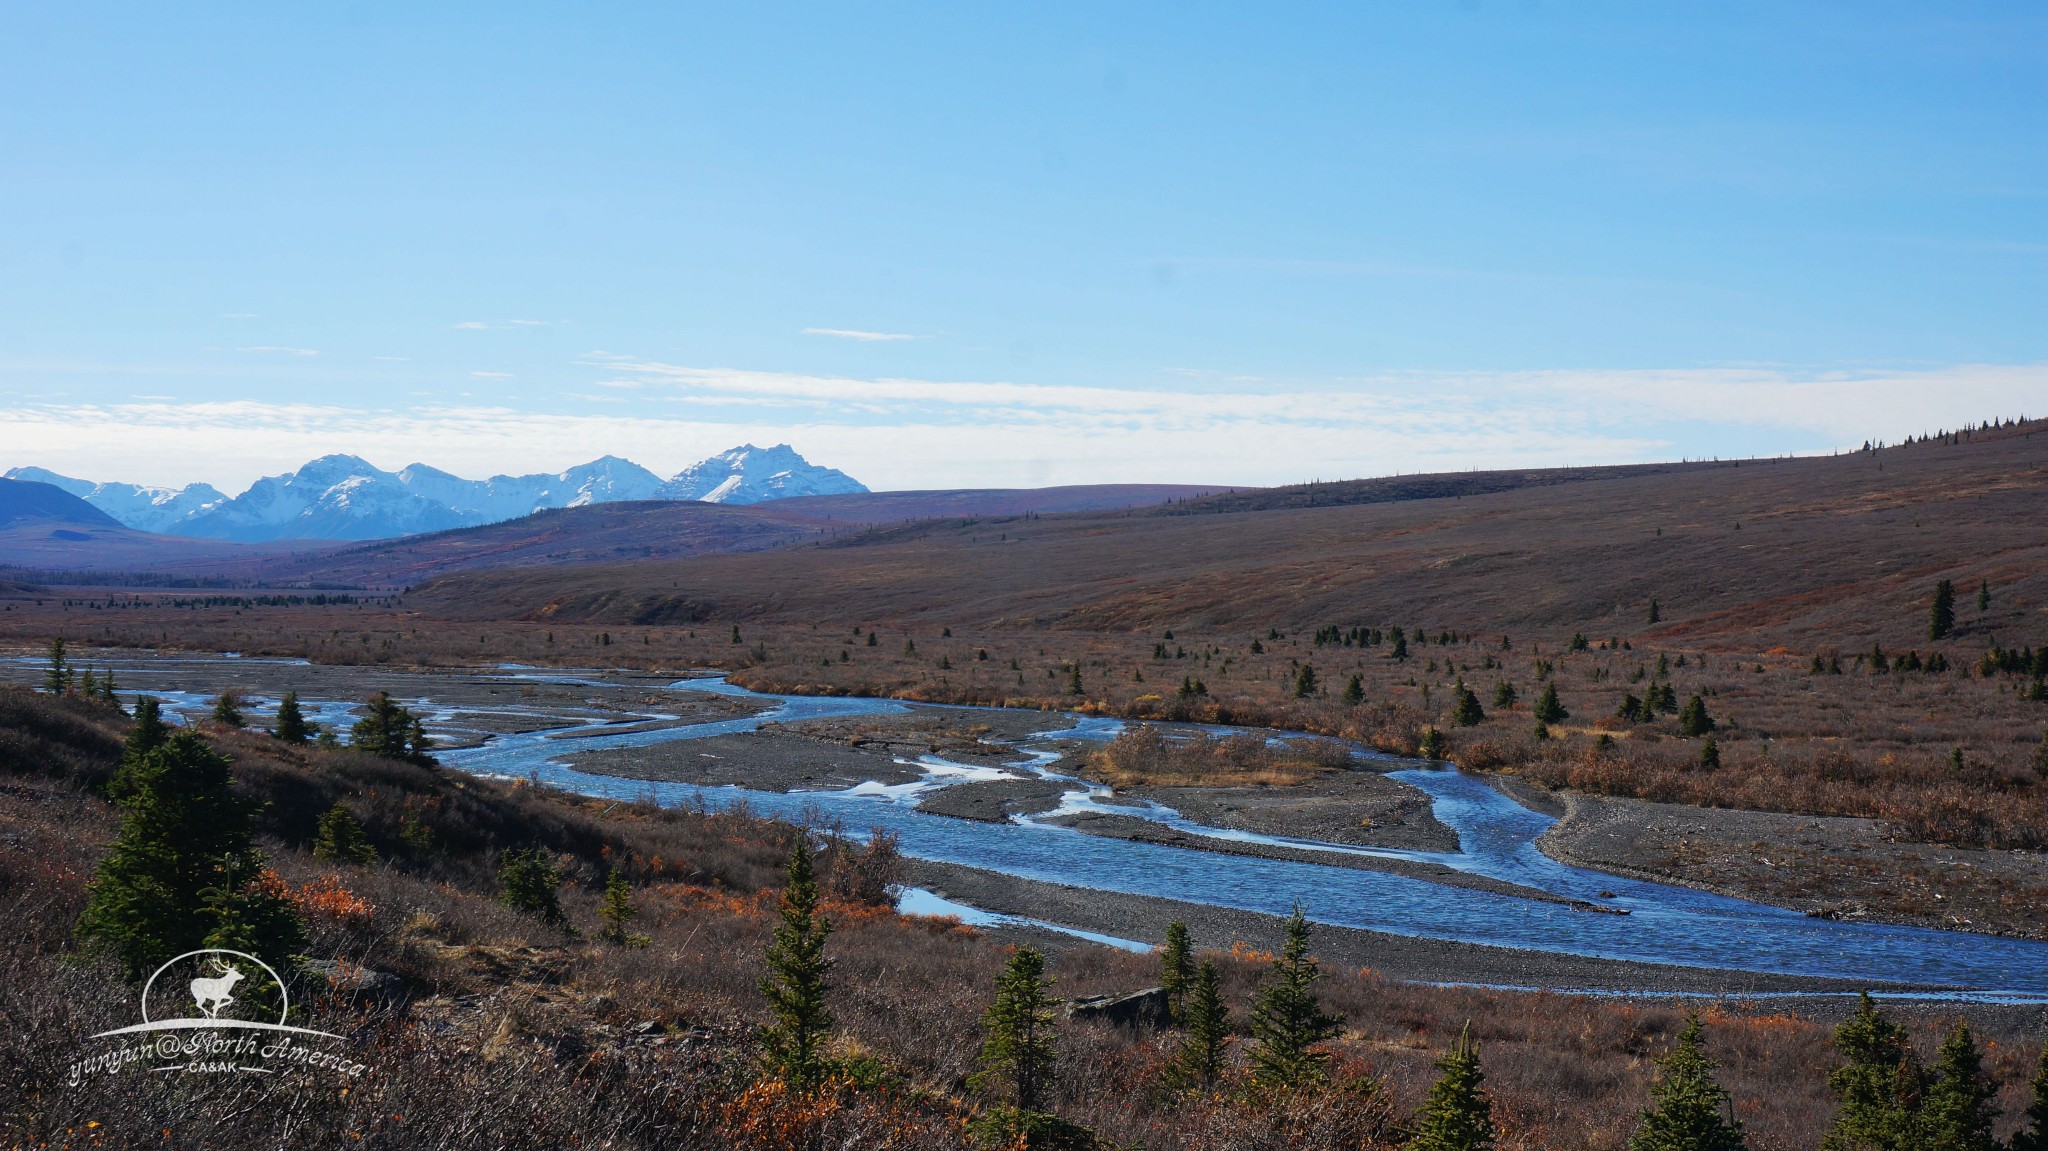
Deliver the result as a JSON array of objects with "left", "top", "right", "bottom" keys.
[{"left": 1, "top": 2, "right": 2043, "bottom": 492}]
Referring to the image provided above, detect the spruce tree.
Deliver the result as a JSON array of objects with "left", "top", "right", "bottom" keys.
[
  {"left": 1648, "top": 598, "right": 1661, "bottom": 624},
  {"left": 1822, "top": 992, "right": 1922, "bottom": 1151},
  {"left": 1917, "top": 1021, "right": 1997, "bottom": 1151},
  {"left": 974, "top": 946, "right": 1060, "bottom": 1112},
  {"left": 272, "top": 690, "right": 311, "bottom": 744},
  {"left": 1342, "top": 674, "right": 1365, "bottom": 706},
  {"left": 42, "top": 636, "right": 70, "bottom": 694},
  {"left": 1411, "top": 1023, "right": 1497, "bottom": 1151},
  {"left": 1293, "top": 663, "right": 1318, "bottom": 698},
  {"left": 1977, "top": 580, "right": 1991, "bottom": 612},
  {"left": 1452, "top": 685, "right": 1486, "bottom": 726},
  {"left": 1628, "top": 1014, "right": 1746, "bottom": 1151},
  {"left": 1698, "top": 738, "right": 1721, "bottom": 770},
  {"left": 1679, "top": 694, "right": 1716, "bottom": 738},
  {"left": 311, "top": 803, "right": 377, "bottom": 865},
  {"left": 97, "top": 668, "right": 122, "bottom": 711},
  {"left": 1493, "top": 681, "right": 1517, "bottom": 708},
  {"left": 210, "top": 690, "right": 246, "bottom": 728},
  {"left": 1931, "top": 580, "right": 1957, "bottom": 640},
  {"left": 2010, "top": 1041, "right": 2048, "bottom": 1151},
  {"left": 1533, "top": 682, "right": 1568, "bottom": 724},
  {"left": 350, "top": 692, "right": 437, "bottom": 766},
  {"left": 1166, "top": 959, "right": 1230, "bottom": 1093},
  {"left": 79, "top": 668, "right": 97, "bottom": 699},
  {"left": 599, "top": 867, "right": 643, "bottom": 945},
  {"left": 1390, "top": 628, "right": 1409, "bottom": 661},
  {"left": 497, "top": 847, "right": 567, "bottom": 927},
  {"left": 760, "top": 834, "right": 834, "bottom": 1090},
  {"left": 1247, "top": 905, "right": 1342, "bottom": 1090},
  {"left": 77, "top": 731, "right": 304, "bottom": 980},
  {"left": 107, "top": 697, "right": 171, "bottom": 803},
  {"left": 1159, "top": 919, "right": 1193, "bottom": 1020}
]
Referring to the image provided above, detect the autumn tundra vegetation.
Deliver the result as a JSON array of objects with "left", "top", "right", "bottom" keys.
[
  {"left": 5, "top": 418, "right": 2048, "bottom": 1147},
  {"left": 2, "top": 646, "right": 2048, "bottom": 1148}
]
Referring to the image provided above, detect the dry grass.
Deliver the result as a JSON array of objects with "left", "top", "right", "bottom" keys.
[{"left": 1086, "top": 724, "right": 1344, "bottom": 788}]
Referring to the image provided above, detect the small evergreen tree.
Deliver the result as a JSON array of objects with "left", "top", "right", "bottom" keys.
[
  {"left": 974, "top": 946, "right": 1061, "bottom": 1112},
  {"left": 1165, "top": 959, "right": 1229, "bottom": 1093},
  {"left": 77, "top": 731, "right": 304, "bottom": 980},
  {"left": 1918, "top": 1021, "right": 1997, "bottom": 1151},
  {"left": 1342, "top": 674, "right": 1365, "bottom": 706},
  {"left": 106, "top": 696, "right": 171, "bottom": 803},
  {"left": 1628, "top": 1014, "right": 1746, "bottom": 1151},
  {"left": 1247, "top": 904, "right": 1342, "bottom": 1090},
  {"left": 1822, "top": 992, "right": 1922, "bottom": 1151},
  {"left": 760, "top": 834, "right": 833, "bottom": 1090},
  {"left": 1390, "top": 628, "right": 1409, "bottom": 661},
  {"left": 1698, "top": 737, "right": 1721, "bottom": 770},
  {"left": 272, "top": 690, "right": 311, "bottom": 744},
  {"left": 79, "top": 668, "right": 97, "bottom": 699},
  {"left": 42, "top": 636, "right": 70, "bottom": 694},
  {"left": 1066, "top": 662, "right": 1083, "bottom": 695},
  {"left": 97, "top": 668, "right": 122, "bottom": 710},
  {"left": 1931, "top": 579, "right": 1957, "bottom": 640},
  {"left": 1411, "top": 1023, "right": 1497, "bottom": 1151},
  {"left": 1452, "top": 685, "right": 1486, "bottom": 726},
  {"left": 210, "top": 690, "right": 246, "bottom": 728},
  {"left": 598, "top": 867, "right": 644, "bottom": 945},
  {"left": 1420, "top": 727, "right": 1447, "bottom": 759},
  {"left": 311, "top": 802, "right": 377, "bottom": 865},
  {"left": 351, "top": 692, "right": 437, "bottom": 766},
  {"left": 1679, "top": 694, "right": 1716, "bottom": 738},
  {"left": 497, "top": 847, "right": 567, "bottom": 927},
  {"left": 2010, "top": 1041, "right": 2048, "bottom": 1151},
  {"left": 1159, "top": 919, "right": 1193, "bottom": 1020},
  {"left": 1493, "top": 681, "right": 1517, "bottom": 708},
  {"left": 1648, "top": 598, "right": 1661, "bottom": 624},
  {"left": 1533, "top": 682, "right": 1568, "bottom": 724},
  {"left": 1977, "top": 580, "right": 1991, "bottom": 612},
  {"left": 1293, "top": 663, "right": 1318, "bottom": 698}
]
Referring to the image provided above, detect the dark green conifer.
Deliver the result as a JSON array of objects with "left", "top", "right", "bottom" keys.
[
  {"left": 210, "top": 690, "right": 245, "bottom": 728},
  {"left": 272, "top": 690, "right": 311, "bottom": 744},
  {"left": 42, "top": 636, "right": 70, "bottom": 694},
  {"left": 760, "top": 834, "right": 833, "bottom": 1089},
  {"left": 1066, "top": 662, "right": 1084, "bottom": 695},
  {"left": 1247, "top": 905, "right": 1342, "bottom": 1090},
  {"left": 497, "top": 847, "right": 567, "bottom": 927},
  {"left": 77, "top": 731, "right": 304, "bottom": 980},
  {"left": 1159, "top": 919, "right": 1193, "bottom": 1020},
  {"left": 599, "top": 867, "right": 644, "bottom": 945},
  {"left": 2010, "top": 1041, "right": 2048, "bottom": 1151},
  {"left": 1166, "top": 959, "right": 1229, "bottom": 1093},
  {"left": 1648, "top": 599, "right": 1661, "bottom": 624},
  {"left": 1420, "top": 727, "right": 1446, "bottom": 759},
  {"left": 106, "top": 697, "right": 171, "bottom": 803},
  {"left": 1977, "top": 580, "right": 1991, "bottom": 612},
  {"left": 350, "top": 692, "right": 437, "bottom": 766},
  {"left": 973, "top": 947, "right": 1060, "bottom": 1112},
  {"left": 1679, "top": 694, "right": 1716, "bottom": 738},
  {"left": 1342, "top": 674, "right": 1365, "bottom": 706},
  {"left": 1390, "top": 628, "right": 1409, "bottom": 661},
  {"left": 1452, "top": 685, "right": 1486, "bottom": 726},
  {"left": 1533, "top": 682, "right": 1568, "bottom": 724},
  {"left": 1918, "top": 1020, "right": 1997, "bottom": 1151},
  {"left": 1931, "top": 579, "right": 1957, "bottom": 640},
  {"left": 1293, "top": 663, "right": 1318, "bottom": 698},
  {"left": 1411, "top": 1023, "right": 1497, "bottom": 1151},
  {"left": 1821, "top": 992, "right": 1922, "bottom": 1151},
  {"left": 1493, "top": 681, "right": 1517, "bottom": 708},
  {"left": 1628, "top": 1014, "right": 1746, "bottom": 1151},
  {"left": 1698, "top": 738, "right": 1721, "bottom": 770},
  {"left": 311, "top": 802, "right": 376, "bottom": 865}
]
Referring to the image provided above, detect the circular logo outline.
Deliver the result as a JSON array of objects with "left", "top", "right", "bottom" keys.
[{"left": 139, "top": 949, "right": 291, "bottom": 1027}]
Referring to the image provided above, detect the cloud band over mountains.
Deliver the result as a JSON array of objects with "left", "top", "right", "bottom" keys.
[{"left": 0, "top": 361, "right": 2040, "bottom": 494}]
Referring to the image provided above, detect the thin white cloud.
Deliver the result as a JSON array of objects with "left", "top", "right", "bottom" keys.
[
  {"left": 453, "top": 321, "right": 492, "bottom": 330},
  {"left": 471, "top": 371, "right": 516, "bottom": 379},
  {"left": 802, "top": 327, "right": 920, "bottom": 342},
  {"left": 4, "top": 361, "right": 2040, "bottom": 493},
  {"left": 235, "top": 346, "right": 320, "bottom": 357}
]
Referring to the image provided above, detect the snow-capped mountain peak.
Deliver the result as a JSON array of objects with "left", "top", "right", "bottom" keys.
[{"left": 7, "top": 444, "right": 863, "bottom": 541}]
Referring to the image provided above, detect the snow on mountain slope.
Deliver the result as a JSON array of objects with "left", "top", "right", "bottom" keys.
[
  {"left": 658, "top": 443, "right": 869, "bottom": 504},
  {"left": 4, "top": 466, "right": 227, "bottom": 534},
  {"left": 6, "top": 446, "right": 860, "bottom": 541}
]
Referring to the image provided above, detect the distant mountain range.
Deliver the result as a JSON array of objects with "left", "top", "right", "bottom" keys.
[{"left": 5, "top": 443, "right": 866, "bottom": 542}]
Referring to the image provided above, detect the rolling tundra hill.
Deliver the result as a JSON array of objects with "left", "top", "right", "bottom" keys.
[{"left": 407, "top": 420, "right": 2048, "bottom": 652}]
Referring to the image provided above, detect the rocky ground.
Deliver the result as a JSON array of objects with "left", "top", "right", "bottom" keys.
[{"left": 1520, "top": 780, "right": 2048, "bottom": 941}]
